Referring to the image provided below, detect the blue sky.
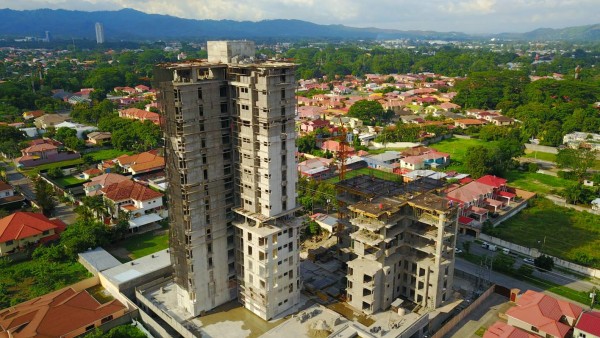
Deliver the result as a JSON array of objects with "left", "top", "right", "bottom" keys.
[{"left": 1, "top": 0, "right": 598, "bottom": 33}]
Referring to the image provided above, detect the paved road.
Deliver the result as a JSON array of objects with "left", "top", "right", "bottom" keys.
[
  {"left": 1, "top": 161, "right": 36, "bottom": 201},
  {"left": 457, "top": 236, "right": 597, "bottom": 293}
]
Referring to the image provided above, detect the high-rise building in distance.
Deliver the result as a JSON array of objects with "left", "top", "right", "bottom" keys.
[
  {"left": 95, "top": 22, "right": 104, "bottom": 44},
  {"left": 155, "top": 41, "right": 301, "bottom": 320}
]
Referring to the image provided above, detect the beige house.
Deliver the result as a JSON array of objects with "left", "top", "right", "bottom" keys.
[{"left": 0, "top": 212, "right": 66, "bottom": 255}]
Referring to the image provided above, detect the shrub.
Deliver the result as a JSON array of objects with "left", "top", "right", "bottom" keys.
[{"left": 527, "top": 162, "right": 539, "bottom": 173}]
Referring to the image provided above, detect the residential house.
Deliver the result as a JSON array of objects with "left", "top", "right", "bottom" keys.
[
  {"left": 22, "top": 110, "right": 45, "bottom": 120},
  {"left": 83, "top": 173, "right": 129, "bottom": 196},
  {"left": 363, "top": 151, "right": 402, "bottom": 171},
  {"left": 484, "top": 321, "right": 538, "bottom": 338},
  {"left": 574, "top": 311, "right": 600, "bottom": 338},
  {"left": 0, "top": 284, "right": 127, "bottom": 337},
  {"left": 297, "top": 105, "right": 325, "bottom": 120},
  {"left": 320, "top": 140, "right": 355, "bottom": 155},
  {"left": 506, "top": 290, "right": 583, "bottom": 338},
  {"left": 54, "top": 121, "right": 98, "bottom": 139},
  {"left": 82, "top": 168, "right": 103, "bottom": 180},
  {"left": 563, "top": 132, "right": 600, "bottom": 151},
  {"left": 114, "top": 150, "right": 165, "bottom": 176},
  {"left": 401, "top": 146, "right": 434, "bottom": 157},
  {"left": 298, "top": 157, "right": 334, "bottom": 180},
  {"left": 15, "top": 142, "right": 80, "bottom": 168},
  {"left": 114, "top": 86, "right": 136, "bottom": 95},
  {"left": 0, "top": 181, "right": 15, "bottom": 199},
  {"left": 299, "top": 118, "right": 331, "bottom": 134},
  {"left": 476, "top": 175, "right": 516, "bottom": 207},
  {"left": 135, "top": 84, "right": 150, "bottom": 93},
  {"left": 454, "top": 119, "right": 486, "bottom": 128},
  {"left": 101, "top": 179, "right": 164, "bottom": 229},
  {"left": 34, "top": 114, "right": 71, "bottom": 129},
  {"left": 0, "top": 181, "right": 25, "bottom": 208},
  {"left": 491, "top": 116, "right": 515, "bottom": 126},
  {"left": 118, "top": 108, "right": 161, "bottom": 125},
  {"left": 400, "top": 151, "right": 450, "bottom": 170},
  {"left": 0, "top": 212, "right": 66, "bottom": 256},
  {"left": 87, "top": 131, "right": 112, "bottom": 145},
  {"left": 446, "top": 181, "right": 496, "bottom": 225}
]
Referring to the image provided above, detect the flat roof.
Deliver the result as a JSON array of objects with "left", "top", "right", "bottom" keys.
[
  {"left": 101, "top": 249, "right": 170, "bottom": 287},
  {"left": 78, "top": 247, "right": 122, "bottom": 273}
]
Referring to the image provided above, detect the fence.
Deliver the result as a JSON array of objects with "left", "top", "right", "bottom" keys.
[
  {"left": 431, "top": 284, "right": 496, "bottom": 338},
  {"left": 479, "top": 233, "right": 600, "bottom": 279}
]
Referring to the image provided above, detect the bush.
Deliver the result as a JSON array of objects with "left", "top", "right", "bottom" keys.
[
  {"left": 557, "top": 170, "right": 578, "bottom": 180},
  {"left": 534, "top": 255, "right": 555, "bottom": 271},
  {"left": 47, "top": 167, "right": 64, "bottom": 179},
  {"left": 527, "top": 162, "right": 539, "bottom": 173},
  {"left": 517, "top": 264, "right": 534, "bottom": 277}
]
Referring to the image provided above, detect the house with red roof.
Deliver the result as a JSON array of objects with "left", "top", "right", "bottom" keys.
[
  {"left": 0, "top": 212, "right": 66, "bottom": 255},
  {"left": 114, "top": 150, "right": 165, "bottom": 176},
  {"left": 574, "top": 311, "right": 600, "bottom": 338},
  {"left": 100, "top": 180, "right": 164, "bottom": 229},
  {"left": 0, "top": 283, "right": 127, "bottom": 337},
  {"left": 300, "top": 118, "right": 332, "bottom": 134},
  {"left": 15, "top": 141, "right": 81, "bottom": 168},
  {"left": 507, "top": 290, "right": 583, "bottom": 338},
  {"left": 135, "top": 84, "right": 150, "bottom": 93},
  {"left": 484, "top": 321, "right": 538, "bottom": 338},
  {"left": 454, "top": 119, "right": 487, "bottom": 128},
  {"left": 320, "top": 140, "right": 355, "bottom": 155},
  {"left": 118, "top": 107, "right": 161, "bottom": 125},
  {"left": 476, "top": 175, "right": 517, "bottom": 207},
  {"left": 83, "top": 173, "right": 129, "bottom": 197}
]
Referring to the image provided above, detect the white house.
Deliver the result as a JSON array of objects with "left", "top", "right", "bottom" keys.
[
  {"left": 100, "top": 179, "right": 164, "bottom": 229},
  {"left": 54, "top": 121, "right": 98, "bottom": 139}
]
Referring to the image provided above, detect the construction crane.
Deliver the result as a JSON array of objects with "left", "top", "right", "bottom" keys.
[{"left": 333, "top": 115, "right": 349, "bottom": 181}]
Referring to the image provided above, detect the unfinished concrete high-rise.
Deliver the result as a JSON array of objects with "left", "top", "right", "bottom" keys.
[
  {"left": 336, "top": 175, "right": 458, "bottom": 315},
  {"left": 155, "top": 41, "right": 300, "bottom": 320}
]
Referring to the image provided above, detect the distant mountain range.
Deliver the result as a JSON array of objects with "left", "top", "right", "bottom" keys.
[{"left": 0, "top": 8, "right": 598, "bottom": 41}]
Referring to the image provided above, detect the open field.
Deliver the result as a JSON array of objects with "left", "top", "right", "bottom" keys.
[
  {"left": 490, "top": 198, "right": 600, "bottom": 269},
  {"left": 119, "top": 230, "right": 169, "bottom": 260},
  {"left": 523, "top": 150, "right": 557, "bottom": 162},
  {"left": 19, "top": 158, "right": 84, "bottom": 176},
  {"left": 53, "top": 175, "right": 88, "bottom": 187},
  {"left": 503, "top": 171, "right": 571, "bottom": 195},
  {"left": 429, "top": 137, "right": 498, "bottom": 173},
  {"left": 87, "top": 149, "right": 133, "bottom": 161}
]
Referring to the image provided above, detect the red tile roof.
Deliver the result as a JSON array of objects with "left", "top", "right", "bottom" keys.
[
  {"left": 0, "top": 181, "right": 13, "bottom": 191},
  {"left": 101, "top": 180, "right": 162, "bottom": 202},
  {"left": 476, "top": 175, "right": 507, "bottom": 188},
  {"left": 484, "top": 321, "right": 538, "bottom": 338},
  {"left": 0, "top": 286, "right": 126, "bottom": 337},
  {"left": 0, "top": 212, "right": 64, "bottom": 244},
  {"left": 22, "top": 143, "right": 57, "bottom": 153},
  {"left": 115, "top": 150, "right": 165, "bottom": 174},
  {"left": 506, "top": 290, "right": 583, "bottom": 338},
  {"left": 446, "top": 181, "right": 494, "bottom": 204},
  {"left": 575, "top": 311, "right": 600, "bottom": 336}
]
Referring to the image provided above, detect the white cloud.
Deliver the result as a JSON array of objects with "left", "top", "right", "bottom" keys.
[{"left": 0, "top": 0, "right": 598, "bottom": 33}]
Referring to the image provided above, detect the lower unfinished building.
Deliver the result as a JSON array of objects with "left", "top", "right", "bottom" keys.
[{"left": 337, "top": 175, "right": 459, "bottom": 314}]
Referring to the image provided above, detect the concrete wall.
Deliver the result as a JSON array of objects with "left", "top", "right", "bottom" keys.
[
  {"left": 524, "top": 143, "right": 558, "bottom": 154},
  {"left": 430, "top": 284, "right": 496, "bottom": 338},
  {"left": 490, "top": 201, "right": 528, "bottom": 227},
  {"left": 479, "top": 233, "right": 600, "bottom": 278}
]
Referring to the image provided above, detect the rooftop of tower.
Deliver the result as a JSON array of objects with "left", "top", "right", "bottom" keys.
[{"left": 156, "top": 58, "right": 296, "bottom": 70}]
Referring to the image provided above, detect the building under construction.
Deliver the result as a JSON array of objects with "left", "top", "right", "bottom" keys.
[
  {"left": 336, "top": 175, "right": 459, "bottom": 314},
  {"left": 155, "top": 41, "right": 301, "bottom": 321}
]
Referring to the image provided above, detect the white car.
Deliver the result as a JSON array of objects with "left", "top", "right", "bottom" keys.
[
  {"left": 523, "top": 258, "right": 535, "bottom": 264},
  {"left": 455, "top": 249, "right": 463, "bottom": 254}
]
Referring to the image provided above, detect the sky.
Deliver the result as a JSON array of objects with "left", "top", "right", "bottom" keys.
[{"left": 1, "top": 0, "right": 599, "bottom": 34}]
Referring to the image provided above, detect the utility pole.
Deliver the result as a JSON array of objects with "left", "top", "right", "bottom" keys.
[{"left": 591, "top": 287, "right": 597, "bottom": 310}]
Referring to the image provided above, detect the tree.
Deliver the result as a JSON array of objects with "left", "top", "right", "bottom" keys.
[
  {"left": 534, "top": 255, "right": 555, "bottom": 272},
  {"left": 47, "top": 167, "right": 63, "bottom": 179},
  {"left": 462, "top": 241, "right": 471, "bottom": 254},
  {"left": 517, "top": 264, "right": 534, "bottom": 277},
  {"left": 60, "top": 219, "right": 111, "bottom": 259},
  {"left": 34, "top": 178, "right": 55, "bottom": 217},
  {"left": 464, "top": 146, "right": 492, "bottom": 178},
  {"left": 493, "top": 253, "right": 516, "bottom": 274},
  {"left": 347, "top": 100, "right": 391, "bottom": 125},
  {"left": 54, "top": 127, "right": 77, "bottom": 143},
  {"left": 556, "top": 147, "right": 597, "bottom": 182}
]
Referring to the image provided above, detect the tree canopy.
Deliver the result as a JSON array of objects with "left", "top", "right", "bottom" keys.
[{"left": 347, "top": 100, "right": 392, "bottom": 125}]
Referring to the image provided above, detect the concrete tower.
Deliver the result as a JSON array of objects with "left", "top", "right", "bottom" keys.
[
  {"left": 95, "top": 22, "right": 105, "bottom": 44},
  {"left": 155, "top": 41, "right": 300, "bottom": 320}
]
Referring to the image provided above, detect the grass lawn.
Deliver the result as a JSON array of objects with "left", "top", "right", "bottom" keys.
[
  {"left": 53, "top": 175, "right": 88, "bottom": 187},
  {"left": 119, "top": 230, "right": 169, "bottom": 260},
  {"left": 523, "top": 150, "right": 557, "bottom": 162},
  {"left": 0, "top": 259, "right": 90, "bottom": 309},
  {"left": 503, "top": 171, "right": 571, "bottom": 195},
  {"left": 87, "top": 148, "right": 133, "bottom": 161},
  {"left": 19, "top": 158, "right": 84, "bottom": 176},
  {"left": 367, "top": 147, "right": 407, "bottom": 155},
  {"left": 491, "top": 198, "right": 600, "bottom": 269},
  {"left": 429, "top": 137, "right": 499, "bottom": 172},
  {"left": 324, "top": 167, "right": 402, "bottom": 184}
]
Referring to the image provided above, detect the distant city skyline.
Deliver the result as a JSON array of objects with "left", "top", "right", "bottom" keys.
[{"left": 1, "top": 0, "right": 598, "bottom": 34}]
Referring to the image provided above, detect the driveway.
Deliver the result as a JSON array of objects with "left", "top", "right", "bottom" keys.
[{"left": 1, "top": 161, "right": 36, "bottom": 201}]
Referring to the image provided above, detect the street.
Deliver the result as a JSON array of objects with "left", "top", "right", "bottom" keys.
[
  {"left": 457, "top": 235, "right": 597, "bottom": 293},
  {"left": 1, "top": 161, "right": 36, "bottom": 202}
]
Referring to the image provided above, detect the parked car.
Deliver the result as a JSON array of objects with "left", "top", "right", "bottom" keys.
[
  {"left": 523, "top": 257, "right": 535, "bottom": 264},
  {"left": 455, "top": 249, "right": 463, "bottom": 254}
]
